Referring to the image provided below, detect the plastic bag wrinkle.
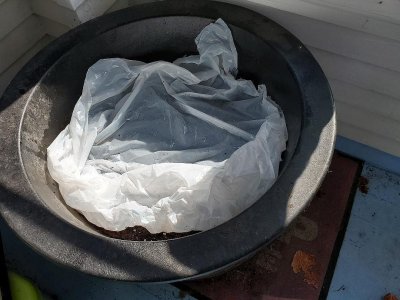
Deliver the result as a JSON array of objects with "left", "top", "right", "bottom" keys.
[{"left": 47, "top": 19, "right": 287, "bottom": 233}]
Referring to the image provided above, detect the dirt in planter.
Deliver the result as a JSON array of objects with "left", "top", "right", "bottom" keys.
[
  {"left": 78, "top": 211, "right": 199, "bottom": 241},
  {"left": 95, "top": 225, "right": 199, "bottom": 241}
]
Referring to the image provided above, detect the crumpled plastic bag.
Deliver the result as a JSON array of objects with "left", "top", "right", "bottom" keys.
[{"left": 47, "top": 19, "right": 288, "bottom": 233}]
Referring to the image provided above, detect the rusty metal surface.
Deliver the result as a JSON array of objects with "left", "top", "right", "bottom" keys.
[{"left": 183, "top": 152, "right": 360, "bottom": 299}]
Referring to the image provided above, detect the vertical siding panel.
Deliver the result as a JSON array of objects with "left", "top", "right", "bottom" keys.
[
  {"left": 0, "top": 16, "right": 45, "bottom": 74},
  {"left": 0, "top": 0, "right": 33, "bottom": 40}
]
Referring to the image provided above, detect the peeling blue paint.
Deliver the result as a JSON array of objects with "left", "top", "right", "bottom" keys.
[
  {"left": 336, "top": 136, "right": 400, "bottom": 175},
  {"left": 328, "top": 163, "right": 400, "bottom": 300}
]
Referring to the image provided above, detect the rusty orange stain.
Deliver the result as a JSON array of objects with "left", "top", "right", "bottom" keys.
[
  {"left": 384, "top": 293, "right": 399, "bottom": 300},
  {"left": 358, "top": 176, "right": 369, "bottom": 194},
  {"left": 291, "top": 250, "right": 320, "bottom": 289}
]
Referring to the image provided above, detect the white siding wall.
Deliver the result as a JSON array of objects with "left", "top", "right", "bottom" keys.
[
  {"left": 1, "top": 0, "right": 400, "bottom": 157},
  {"left": 0, "top": 0, "right": 115, "bottom": 95},
  {"left": 0, "top": 0, "right": 47, "bottom": 95}
]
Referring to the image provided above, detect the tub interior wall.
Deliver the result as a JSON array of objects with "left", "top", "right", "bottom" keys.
[{"left": 19, "top": 16, "right": 302, "bottom": 235}]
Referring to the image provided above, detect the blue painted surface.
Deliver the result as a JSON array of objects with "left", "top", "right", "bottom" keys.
[
  {"left": 335, "top": 136, "right": 400, "bottom": 175},
  {"left": 0, "top": 220, "right": 195, "bottom": 300},
  {"left": 328, "top": 163, "right": 400, "bottom": 300}
]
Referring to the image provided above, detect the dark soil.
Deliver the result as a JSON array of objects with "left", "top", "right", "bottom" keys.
[
  {"left": 96, "top": 225, "right": 198, "bottom": 241},
  {"left": 358, "top": 176, "right": 369, "bottom": 194}
]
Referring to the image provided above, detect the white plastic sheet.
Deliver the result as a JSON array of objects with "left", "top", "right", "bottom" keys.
[{"left": 47, "top": 19, "right": 287, "bottom": 233}]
